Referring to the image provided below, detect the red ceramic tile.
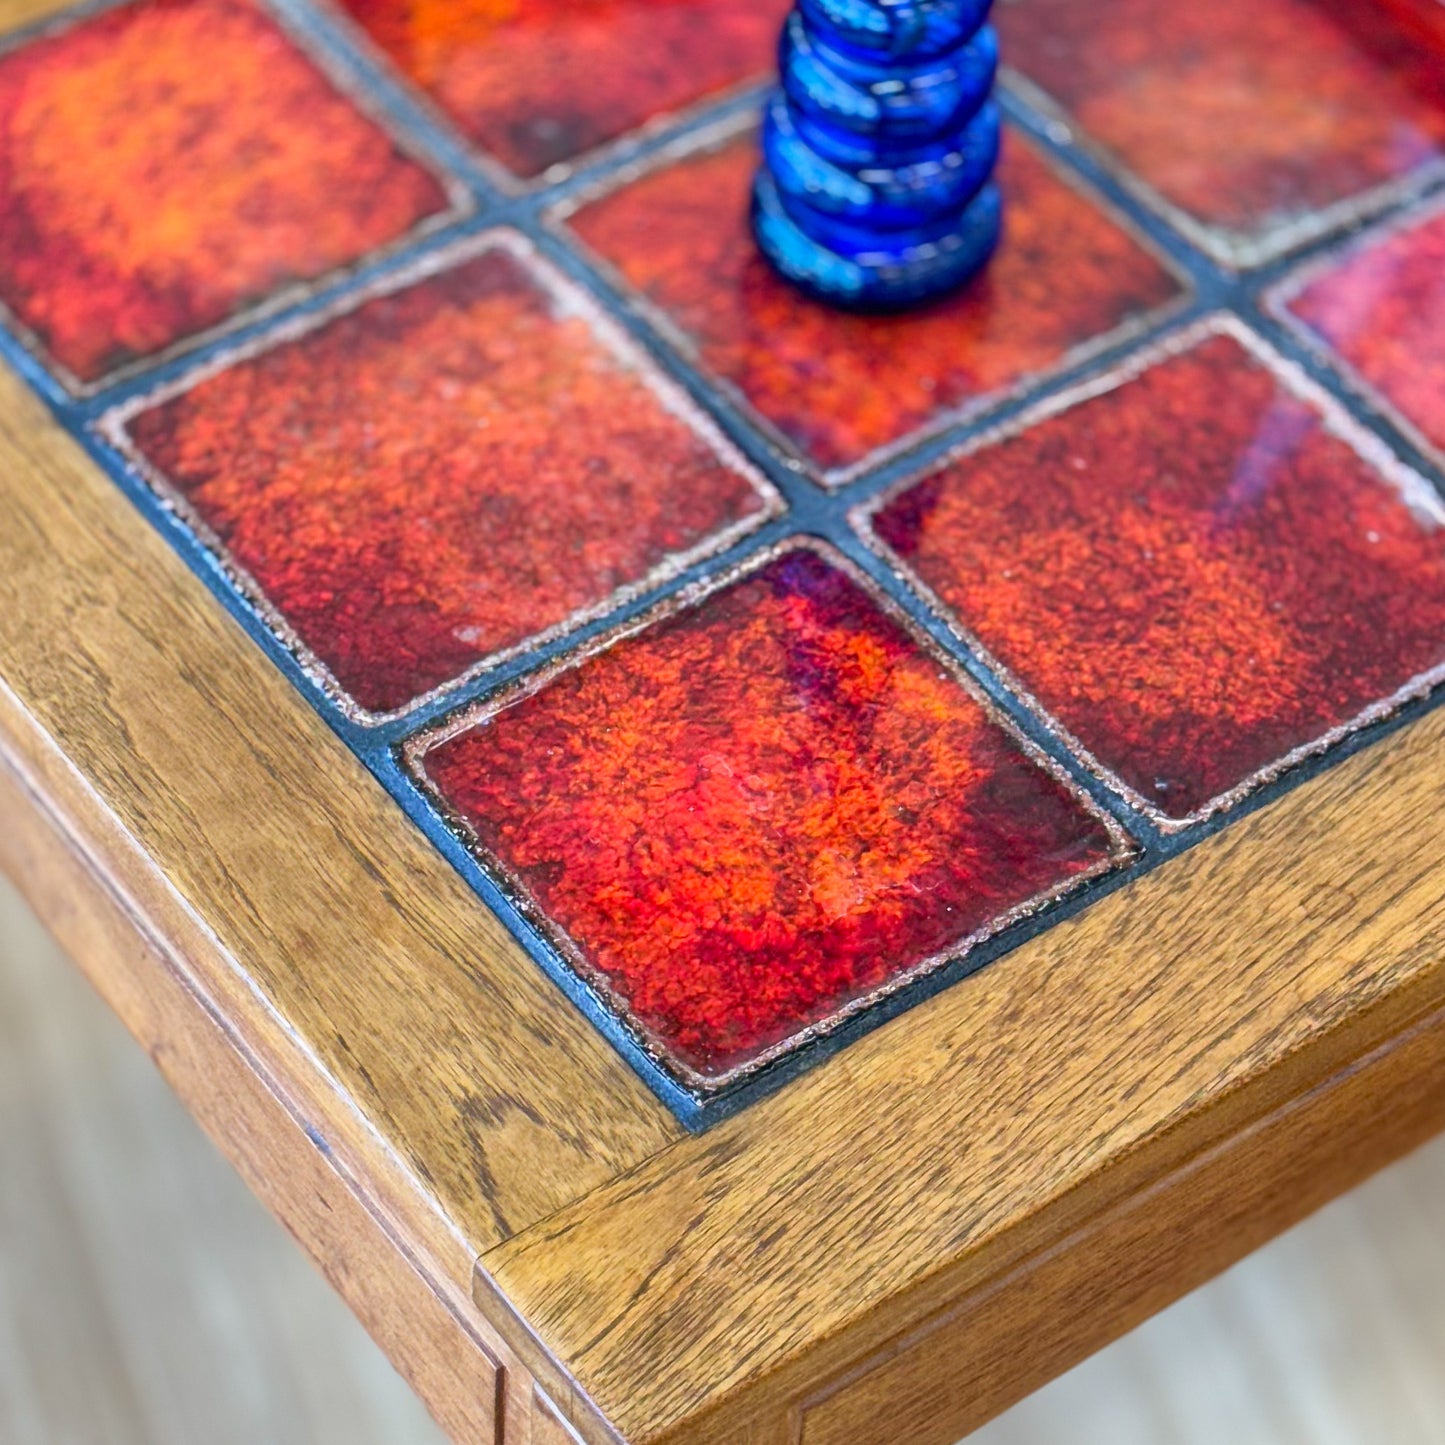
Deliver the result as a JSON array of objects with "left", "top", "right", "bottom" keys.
[
  {"left": 566, "top": 129, "right": 1183, "bottom": 477},
  {"left": 0, "top": 0, "right": 453, "bottom": 388},
  {"left": 997, "top": 0, "right": 1445, "bottom": 262},
  {"left": 864, "top": 323, "right": 1445, "bottom": 826},
  {"left": 113, "top": 238, "right": 776, "bottom": 718},
  {"left": 1282, "top": 201, "right": 1445, "bottom": 468},
  {"left": 412, "top": 545, "right": 1125, "bottom": 1085},
  {"left": 335, "top": 0, "right": 789, "bottom": 179}
]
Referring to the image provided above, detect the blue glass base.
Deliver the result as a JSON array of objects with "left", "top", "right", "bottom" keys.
[
  {"left": 752, "top": 166, "right": 1002, "bottom": 311},
  {"left": 763, "top": 91, "right": 1001, "bottom": 230}
]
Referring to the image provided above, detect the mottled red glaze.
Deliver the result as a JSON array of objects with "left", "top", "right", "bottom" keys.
[
  {"left": 1287, "top": 205, "right": 1445, "bottom": 463},
  {"left": 419, "top": 547, "right": 1121, "bottom": 1082},
  {"left": 123, "top": 244, "right": 770, "bottom": 716},
  {"left": 568, "top": 132, "right": 1182, "bottom": 473},
  {"left": 0, "top": 0, "right": 449, "bottom": 385},
  {"left": 337, "top": 0, "right": 789, "bottom": 178},
  {"left": 869, "top": 331, "right": 1445, "bottom": 823},
  {"left": 997, "top": 0, "right": 1445, "bottom": 249}
]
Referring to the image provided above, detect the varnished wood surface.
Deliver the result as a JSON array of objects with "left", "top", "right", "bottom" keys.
[
  {"left": 0, "top": 360, "right": 678, "bottom": 1277},
  {"left": 795, "top": 1002, "right": 1445, "bottom": 1445},
  {"left": 0, "top": 746, "right": 511, "bottom": 1445},
  {"left": 3, "top": 2, "right": 1445, "bottom": 1440},
  {"left": 9, "top": 868, "right": 1445, "bottom": 1445},
  {"left": 482, "top": 698, "right": 1445, "bottom": 1444}
]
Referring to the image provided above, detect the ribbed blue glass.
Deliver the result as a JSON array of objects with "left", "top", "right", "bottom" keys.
[{"left": 752, "top": 0, "right": 1002, "bottom": 310}]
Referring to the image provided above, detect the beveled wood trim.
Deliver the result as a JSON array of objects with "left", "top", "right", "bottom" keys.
[
  {"left": 0, "top": 363, "right": 679, "bottom": 1276},
  {"left": 0, "top": 0, "right": 72, "bottom": 32},
  {"left": 0, "top": 749, "right": 514, "bottom": 1445},
  {"left": 531, "top": 1388, "right": 590, "bottom": 1445},
  {"left": 481, "top": 700, "right": 1445, "bottom": 1443},
  {"left": 794, "top": 1000, "right": 1445, "bottom": 1445}
]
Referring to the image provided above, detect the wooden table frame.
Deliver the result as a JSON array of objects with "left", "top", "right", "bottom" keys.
[{"left": 6, "top": 319, "right": 1445, "bottom": 1445}]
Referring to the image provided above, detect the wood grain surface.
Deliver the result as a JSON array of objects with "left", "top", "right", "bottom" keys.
[
  {"left": 794, "top": 1002, "right": 1445, "bottom": 1445},
  {"left": 9, "top": 869, "right": 1445, "bottom": 1445},
  {"left": 0, "top": 751, "right": 513, "bottom": 1445},
  {"left": 0, "top": 361, "right": 678, "bottom": 1265},
  {"left": 482, "top": 698, "right": 1445, "bottom": 1444}
]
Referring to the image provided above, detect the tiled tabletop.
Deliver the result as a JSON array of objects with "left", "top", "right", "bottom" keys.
[{"left": 1, "top": 0, "right": 1443, "bottom": 1124}]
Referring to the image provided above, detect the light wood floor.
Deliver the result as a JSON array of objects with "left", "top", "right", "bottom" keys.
[{"left": 4, "top": 872, "right": 1445, "bottom": 1445}]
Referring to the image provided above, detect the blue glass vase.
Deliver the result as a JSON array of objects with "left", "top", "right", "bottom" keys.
[{"left": 752, "top": 0, "right": 1003, "bottom": 310}]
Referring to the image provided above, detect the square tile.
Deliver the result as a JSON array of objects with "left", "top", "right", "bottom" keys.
[
  {"left": 997, "top": 0, "right": 1445, "bottom": 265},
  {"left": 334, "top": 0, "right": 789, "bottom": 180},
  {"left": 1278, "top": 199, "right": 1445, "bottom": 471},
  {"left": 564, "top": 128, "right": 1184, "bottom": 479},
  {"left": 0, "top": 0, "right": 457, "bottom": 389},
  {"left": 108, "top": 235, "right": 778, "bottom": 720},
  {"left": 408, "top": 544, "right": 1128, "bottom": 1089},
  {"left": 861, "top": 321, "right": 1445, "bottom": 827}
]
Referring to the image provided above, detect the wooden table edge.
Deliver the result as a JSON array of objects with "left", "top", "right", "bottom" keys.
[
  {"left": 0, "top": 698, "right": 624, "bottom": 1445},
  {"left": 7, "top": 348, "right": 1445, "bottom": 1444},
  {"left": 6, "top": 331, "right": 1445, "bottom": 1445},
  {"left": 475, "top": 700, "right": 1445, "bottom": 1444},
  {"left": 478, "top": 992, "right": 1445, "bottom": 1445}
]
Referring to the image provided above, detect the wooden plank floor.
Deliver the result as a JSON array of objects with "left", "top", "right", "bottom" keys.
[{"left": 4, "top": 870, "right": 1445, "bottom": 1445}]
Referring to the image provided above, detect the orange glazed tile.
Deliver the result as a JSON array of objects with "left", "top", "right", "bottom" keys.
[
  {"left": 0, "top": 0, "right": 454, "bottom": 388},
  {"left": 111, "top": 237, "right": 777, "bottom": 719},
  {"left": 565, "top": 129, "right": 1183, "bottom": 477},
  {"left": 1281, "top": 200, "right": 1445, "bottom": 469},
  {"left": 997, "top": 0, "right": 1445, "bottom": 263},
  {"left": 411, "top": 544, "right": 1127, "bottom": 1087},
  {"left": 863, "top": 322, "right": 1445, "bottom": 827},
  {"left": 335, "top": 0, "right": 790, "bottom": 179}
]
